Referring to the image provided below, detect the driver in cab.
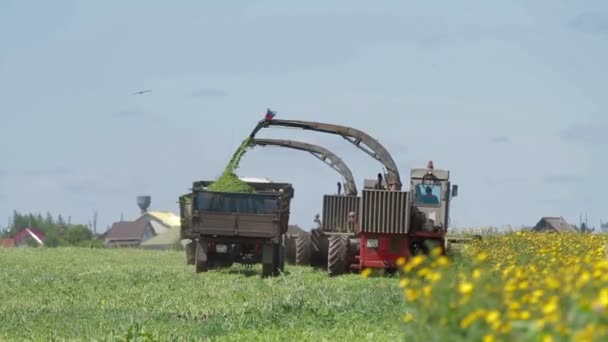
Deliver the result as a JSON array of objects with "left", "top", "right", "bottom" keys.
[{"left": 420, "top": 186, "right": 439, "bottom": 204}]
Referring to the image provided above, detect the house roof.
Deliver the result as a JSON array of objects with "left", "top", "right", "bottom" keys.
[
  {"left": 141, "top": 211, "right": 180, "bottom": 228},
  {"left": 104, "top": 220, "right": 150, "bottom": 241},
  {"left": 533, "top": 216, "right": 576, "bottom": 232},
  {"left": 13, "top": 227, "right": 45, "bottom": 245},
  {"left": 287, "top": 225, "right": 306, "bottom": 234},
  {"left": 140, "top": 226, "right": 182, "bottom": 246}
]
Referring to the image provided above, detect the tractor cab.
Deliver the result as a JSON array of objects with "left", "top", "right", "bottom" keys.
[{"left": 409, "top": 161, "right": 458, "bottom": 232}]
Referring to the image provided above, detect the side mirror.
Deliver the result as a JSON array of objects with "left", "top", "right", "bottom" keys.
[{"left": 452, "top": 184, "right": 458, "bottom": 197}]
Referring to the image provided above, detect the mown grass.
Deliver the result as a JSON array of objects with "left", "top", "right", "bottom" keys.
[{"left": 0, "top": 248, "right": 406, "bottom": 341}]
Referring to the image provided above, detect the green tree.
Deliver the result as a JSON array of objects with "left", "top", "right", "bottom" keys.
[
  {"left": 77, "top": 239, "right": 105, "bottom": 248},
  {"left": 64, "top": 225, "right": 92, "bottom": 245},
  {"left": 43, "top": 230, "right": 62, "bottom": 247}
]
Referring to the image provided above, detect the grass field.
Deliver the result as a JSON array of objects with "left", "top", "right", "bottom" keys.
[
  {"left": 3, "top": 232, "right": 608, "bottom": 341},
  {"left": 0, "top": 247, "right": 406, "bottom": 341}
]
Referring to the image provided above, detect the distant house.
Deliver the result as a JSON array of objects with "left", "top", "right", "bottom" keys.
[
  {"left": 102, "top": 211, "right": 181, "bottom": 247},
  {"left": 0, "top": 238, "right": 15, "bottom": 248},
  {"left": 139, "top": 212, "right": 188, "bottom": 250},
  {"left": 140, "top": 226, "right": 187, "bottom": 250},
  {"left": 138, "top": 211, "right": 180, "bottom": 235},
  {"left": 287, "top": 225, "right": 306, "bottom": 235},
  {"left": 15, "top": 227, "right": 45, "bottom": 247},
  {"left": 0, "top": 227, "right": 45, "bottom": 247},
  {"left": 102, "top": 220, "right": 156, "bottom": 247},
  {"left": 531, "top": 217, "right": 576, "bottom": 233}
]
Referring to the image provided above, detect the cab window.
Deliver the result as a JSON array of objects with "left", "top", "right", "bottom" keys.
[{"left": 414, "top": 184, "right": 441, "bottom": 206}]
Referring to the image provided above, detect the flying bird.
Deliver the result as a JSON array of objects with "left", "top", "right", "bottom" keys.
[{"left": 133, "top": 90, "right": 152, "bottom": 95}]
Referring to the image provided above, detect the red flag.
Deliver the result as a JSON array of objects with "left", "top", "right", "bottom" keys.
[{"left": 265, "top": 109, "right": 276, "bottom": 120}]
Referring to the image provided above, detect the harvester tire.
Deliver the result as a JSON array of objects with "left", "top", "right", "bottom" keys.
[
  {"left": 195, "top": 239, "right": 209, "bottom": 273},
  {"left": 328, "top": 235, "right": 348, "bottom": 276},
  {"left": 311, "top": 229, "right": 328, "bottom": 268},
  {"left": 284, "top": 235, "right": 296, "bottom": 265},
  {"left": 295, "top": 233, "right": 311, "bottom": 265}
]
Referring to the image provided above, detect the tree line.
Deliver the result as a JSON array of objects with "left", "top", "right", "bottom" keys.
[{"left": 0, "top": 211, "right": 104, "bottom": 247}]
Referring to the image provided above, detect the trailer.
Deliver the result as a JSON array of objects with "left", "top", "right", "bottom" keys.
[{"left": 180, "top": 180, "right": 294, "bottom": 277}]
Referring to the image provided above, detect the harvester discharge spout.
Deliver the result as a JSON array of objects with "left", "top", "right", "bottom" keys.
[
  {"left": 249, "top": 138, "right": 357, "bottom": 196},
  {"left": 250, "top": 118, "right": 401, "bottom": 190}
]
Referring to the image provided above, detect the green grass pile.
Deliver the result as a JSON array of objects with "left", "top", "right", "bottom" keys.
[
  {"left": 208, "top": 137, "right": 255, "bottom": 193},
  {"left": 208, "top": 169, "right": 255, "bottom": 193}
]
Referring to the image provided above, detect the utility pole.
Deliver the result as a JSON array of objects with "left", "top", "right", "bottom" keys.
[{"left": 93, "top": 210, "right": 98, "bottom": 234}]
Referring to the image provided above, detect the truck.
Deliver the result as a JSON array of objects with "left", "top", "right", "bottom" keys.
[
  {"left": 180, "top": 179, "right": 294, "bottom": 277},
  {"left": 249, "top": 118, "right": 459, "bottom": 275}
]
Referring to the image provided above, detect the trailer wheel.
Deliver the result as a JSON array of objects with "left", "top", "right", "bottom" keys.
[
  {"left": 295, "top": 233, "right": 311, "bottom": 265},
  {"left": 186, "top": 240, "right": 195, "bottom": 265},
  {"left": 279, "top": 238, "right": 285, "bottom": 272},
  {"left": 195, "top": 239, "right": 209, "bottom": 273},
  {"left": 328, "top": 235, "right": 348, "bottom": 276},
  {"left": 262, "top": 242, "right": 280, "bottom": 277},
  {"left": 311, "top": 229, "right": 329, "bottom": 268}
]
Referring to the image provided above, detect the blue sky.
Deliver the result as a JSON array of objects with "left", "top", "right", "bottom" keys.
[{"left": 1, "top": 0, "right": 606, "bottom": 232}]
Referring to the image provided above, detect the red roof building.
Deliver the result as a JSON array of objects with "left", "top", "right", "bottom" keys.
[
  {"left": 0, "top": 238, "right": 16, "bottom": 248},
  {"left": 13, "top": 227, "right": 45, "bottom": 247}
]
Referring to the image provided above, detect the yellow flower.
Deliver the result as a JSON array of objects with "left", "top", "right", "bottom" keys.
[
  {"left": 427, "top": 271, "right": 442, "bottom": 282},
  {"left": 459, "top": 281, "right": 473, "bottom": 295},
  {"left": 436, "top": 256, "right": 450, "bottom": 267},
  {"left": 403, "top": 255, "right": 425, "bottom": 272},
  {"left": 361, "top": 268, "right": 373, "bottom": 277},
  {"left": 475, "top": 252, "right": 488, "bottom": 262},
  {"left": 485, "top": 310, "right": 500, "bottom": 324},
  {"left": 483, "top": 334, "right": 495, "bottom": 342},
  {"left": 396, "top": 257, "right": 406, "bottom": 266},
  {"left": 405, "top": 288, "right": 419, "bottom": 301},
  {"left": 542, "top": 297, "right": 558, "bottom": 315},
  {"left": 402, "top": 312, "right": 414, "bottom": 323},
  {"left": 472, "top": 268, "right": 481, "bottom": 279}
]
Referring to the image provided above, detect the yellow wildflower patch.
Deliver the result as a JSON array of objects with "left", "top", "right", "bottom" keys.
[{"left": 398, "top": 232, "right": 608, "bottom": 340}]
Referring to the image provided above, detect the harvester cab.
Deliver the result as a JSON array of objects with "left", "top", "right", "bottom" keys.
[
  {"left": 408, "top": 161, "right": 458, "bottom": 254},
  {"left": 410, "top": 161, "right": 457, "bottom": 233}
]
